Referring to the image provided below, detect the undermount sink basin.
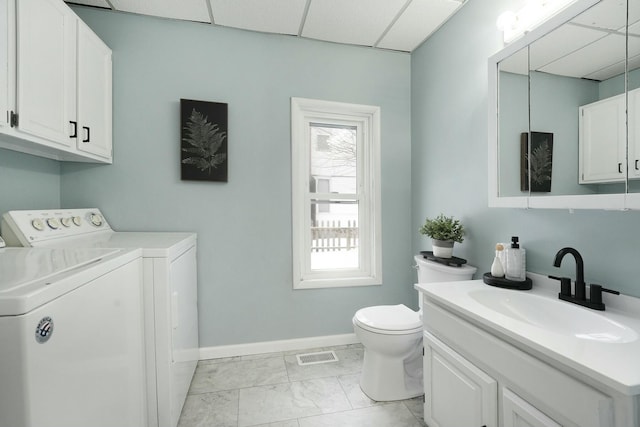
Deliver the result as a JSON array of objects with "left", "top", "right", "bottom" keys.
[{"left": 468, "top": 289, "right": 638, "bottom": 343}]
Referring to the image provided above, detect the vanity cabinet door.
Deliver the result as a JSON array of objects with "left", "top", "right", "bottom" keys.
[
  {"left": 579, "top": 94, "right": 626, "bottom": 184},
  {"left": 75, "top": 20, "right": 112, "bottom": 159},
  {"left": 15, "top": 0, "right": 76, "bottom": 147},
  {"left": 502, "top": 388, "right": 561, "bottom": 427},
  {"left": 424, "top": 332, "right": 497, "bottom": 427}
]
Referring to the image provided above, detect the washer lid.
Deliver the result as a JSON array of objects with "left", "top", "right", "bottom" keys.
[
  {"left": 354, "top": 304, "right": 422, "bottom": 331},
  {"left": 0, "top": 247, "right": 124, "bottom": 315}
]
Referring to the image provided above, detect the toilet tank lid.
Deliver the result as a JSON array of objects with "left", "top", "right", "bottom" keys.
[
  {"left": 414, "top": 255, "right": 477, "bottom": 275},
  {"left": 354, "top": 304, "right": 421, "bottom": 331}
]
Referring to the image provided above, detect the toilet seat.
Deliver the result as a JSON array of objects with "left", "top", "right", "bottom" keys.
[{"left": 354, "top": 304, "right": 422, "bottom": 335}]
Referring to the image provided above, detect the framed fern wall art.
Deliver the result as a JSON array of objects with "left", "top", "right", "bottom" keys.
[
  {"left": 180, "top": 99, "right": 228, "bottom": 182},
  {"left": 520, "top": 131, "right": 553, "bottom": 192}
]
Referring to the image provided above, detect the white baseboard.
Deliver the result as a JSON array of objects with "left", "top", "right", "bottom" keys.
[{"left": 199, "top": 333, "right": 360, "bottom": 360}]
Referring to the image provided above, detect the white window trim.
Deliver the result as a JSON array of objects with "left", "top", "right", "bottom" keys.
[{"left": 291, "top": 97, "right": 382, "bottom": 289}]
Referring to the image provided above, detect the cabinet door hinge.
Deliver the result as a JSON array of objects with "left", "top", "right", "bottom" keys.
[{"left": 10, "top": 111, "right": 18, "bottom": 127}]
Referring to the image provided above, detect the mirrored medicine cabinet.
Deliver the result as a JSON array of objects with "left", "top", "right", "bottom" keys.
[{"left": 488, "top": 0, "right": 640, "bottom": 210}]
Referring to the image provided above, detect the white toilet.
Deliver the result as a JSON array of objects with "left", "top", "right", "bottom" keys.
[{"left": 352, "top": 255, "right": 477, "bottom": 401}]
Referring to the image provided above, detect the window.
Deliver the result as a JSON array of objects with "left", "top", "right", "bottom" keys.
[{"left": 291, "top": 97, "right": 381, "bottom": 289}]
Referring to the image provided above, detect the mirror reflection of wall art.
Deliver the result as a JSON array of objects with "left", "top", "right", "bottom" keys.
[
  {"left": 521, "top": 131, "right": 553, "bottom": 192},
  {"left": 180, "top": 99, "right": 228, "bottom": 182}
]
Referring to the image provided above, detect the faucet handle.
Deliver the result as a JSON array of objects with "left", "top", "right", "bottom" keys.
[
  {"left": 548, "top": 275, "right": 572, "bottom": 297},
  {"left": 589, "top": 284, "right": 620, "bottom": 306}
]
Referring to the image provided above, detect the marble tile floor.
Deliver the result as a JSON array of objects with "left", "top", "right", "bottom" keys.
[{"left": 178, "top": 344, "right": 427, "bottom": 427}]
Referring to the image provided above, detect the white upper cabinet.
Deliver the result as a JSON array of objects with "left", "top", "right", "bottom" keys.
[
  {"left": 16, "top": 0, "right": 76, "bottom": 147},
  {"left": 0, "top": 0, "right": 13, "bottom": 129},
  {"left": 76, "top": 20, "right": 112, "bottom": 159},
  {"left": 628, "top": 88, "right": 640, "bottom": 180},
  {"left": 579, "top": 94, "right": 626, "bottom": 184},
  {"left": 0, "top": 0, "right": 112, "bottom": 163}
]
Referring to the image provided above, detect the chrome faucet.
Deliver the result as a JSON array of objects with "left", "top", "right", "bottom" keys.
[{"left": 549, "top": 247, "right": 619, "bottom": 311}]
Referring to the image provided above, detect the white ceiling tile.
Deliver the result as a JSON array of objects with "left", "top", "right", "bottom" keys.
[
  {"left": 302, "top": 0, "right": 407, "bottom": 47},
  {"left": 539, "top": 33, "right": 626, "bottom": 80},
  {"left": 529, "top": 24, "right": 606, "bottom": 71},
  {"left": 109, "top": 0, "right": 211, "bottom": 23},
  {"left": 209, "top": 0, "right": 306, "bottom": 35},
  {"left": 66, "top": 0, "right": 111, "bottom": 8},
  {"left": 570, "top": 0, "right": 626, "bottom": 32},
  {"left": 499, "top": 47, "right": 528, "bottom": 76},
  {"left": 377, "top": 0, "right": 462, "bottom": 52}
]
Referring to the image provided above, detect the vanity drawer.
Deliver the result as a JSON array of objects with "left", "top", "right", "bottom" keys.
[{"left": 423, "top": 299, "right": 614, "bottom": 427}]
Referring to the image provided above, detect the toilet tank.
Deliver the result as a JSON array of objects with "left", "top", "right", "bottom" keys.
[
  {"left": 415, "top": 255, "right": 477, "bottom": 312},
  {"left": 414, "top": 255, "right": 477, "bottom": 283}
]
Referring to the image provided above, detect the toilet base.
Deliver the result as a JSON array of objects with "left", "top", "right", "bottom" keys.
[{"left": 359, "top": 340, "right": 423, "bottom": 402}]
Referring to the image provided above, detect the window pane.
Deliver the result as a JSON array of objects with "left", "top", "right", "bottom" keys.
[
  {"left": 309, "top": 124, "right": 357, "bottom": 194},
  {"left": 309, "top": 201, "right": 359, "bottom": 271}
]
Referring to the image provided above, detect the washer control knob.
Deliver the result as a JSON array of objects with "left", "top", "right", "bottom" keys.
[
  {"left": 61, "top": 217, "right": 73, "bottom": 228},
  {"left": 31, "top": 218, "right": 45, "bottom": 231},
  {"left": 46, "top": 218, "right": 60, "bottom": 229},
  {"left": 89, "top": 213, "right": 103, "bottom": 227},
  {"left": 72, "top": 216, "right": 82, "bottom": 226}
]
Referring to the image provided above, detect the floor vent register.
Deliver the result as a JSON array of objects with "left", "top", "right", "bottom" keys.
[{"left": 296, "top": 350, "right": 339, "bottom": 366}]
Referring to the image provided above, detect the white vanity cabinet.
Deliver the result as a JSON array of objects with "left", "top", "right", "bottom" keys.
[
  {"left": 418, "top": 291, "right": 636, "bottom": 427},
  {"left": 579, "top": 94, "right": 626, "bottom": 184},
  {"left": 0, "top": 0, "right": 112, "bottom": 163},
  {"left": 502, "top": 388, "right": 561, "bottom": 427},
  {"left": 424, "top": 331, "right": 497, "bottom": 427}
]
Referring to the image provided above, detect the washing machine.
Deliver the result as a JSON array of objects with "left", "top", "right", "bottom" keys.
[
  {"left": 0, "top": 245, "right": 146, "bottom": 427},
  {"left": 1, "top": 208, "right": 199, "bottom": 427}
]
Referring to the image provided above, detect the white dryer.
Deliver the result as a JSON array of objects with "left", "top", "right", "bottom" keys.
[
  {"left": 1, "top": 209, "right": 199, "bottom": 427},
  {"left": 0, "top": 246, "right": 146, "bottom": 427}
]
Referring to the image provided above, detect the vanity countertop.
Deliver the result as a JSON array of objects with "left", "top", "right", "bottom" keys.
[{"left": 415, "top": 273, "right": 640, "bottom": 396}]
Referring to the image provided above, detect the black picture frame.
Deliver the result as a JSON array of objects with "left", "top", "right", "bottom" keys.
[
  {"left": 521, "top": 131, "right": 553, "bottom": 192},
  {"left": 180, "top": 99, "right": 228, "bottom": 182}
]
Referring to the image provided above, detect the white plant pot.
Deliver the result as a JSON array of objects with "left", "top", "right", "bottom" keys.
[{"left": 432, "top": 239, "right": 454, "bottom": 258}]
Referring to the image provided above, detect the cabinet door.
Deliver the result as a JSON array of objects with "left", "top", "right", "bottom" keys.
[
  {"left": 16, "top": 0, "right": 76, "bottom": 146},
  {"left": 579, "top": 95, "right": 626, "bottom": 183},
  {"left": 424, "top": 332, "right": 497, "bottom": 427},
  {"left": 502, "top": 388, "right": 561, "bottom": 427},
  {"left": 0, "top": 0, "right": 10, "bottom": 128},
  {"left": 76, "top": 21, "right": 112, "bottom": 160},
  {"left": 628, "top": 88, "right": 640, "bottom": 179}
]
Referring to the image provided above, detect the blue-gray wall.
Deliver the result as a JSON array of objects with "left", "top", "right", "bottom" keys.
[
  {"left": 0, "top": 149, "right": 60, "bottom": 213},
  {"left": 4, "top": 0, "right": 640, "bottom": 350},
  {"left": 411, "top": 0, "right": 640, "bottom": 297},
  {"left": 61, "top": 7, "right": 413, "bottom": 347}
]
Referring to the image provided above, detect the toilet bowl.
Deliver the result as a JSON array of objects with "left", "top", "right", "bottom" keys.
[{"left": 353, "top": 255, "right": 477, "bottom": 401}]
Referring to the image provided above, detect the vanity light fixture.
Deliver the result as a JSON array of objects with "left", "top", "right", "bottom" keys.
[{"left": 496, "top": 0, "right": 576, "bottom": 43}]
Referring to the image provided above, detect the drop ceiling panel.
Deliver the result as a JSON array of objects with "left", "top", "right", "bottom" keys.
[
  {"left": 571, "top": 0, "right": 626, "bottom": 32},
  {"left": 529, "top": 24, "right": 607, "bottom": 71},
  {"left": 109, "top": 0, "right": 211, "bottom": 23},
  {"left": 209, "top": 0, "right": 306, "bottom": 35},
  {"left": 302, "top": 0, "right": 407, "bottom": 47},
  {"left": 377, "top": 0, "right": 461, "bottom": 51},
  {"left": 68, "top": 0, "right": 111, "bottom": 8},
  {"left": 499, "top": 47, "right": 528, "bottom": 76},
  {"left": 539, "top": 33, "right": 626, "bottom": 80}
]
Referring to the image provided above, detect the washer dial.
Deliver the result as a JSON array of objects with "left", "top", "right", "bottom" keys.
[
  {"left": 46, "top": 218, "right": 60, "bottom": 229},
  {"left": 61, "top": 217, "right": 73, "bottom": 227},
  {"left": 72, "top": 216, "right": 82, "bottom": 226},
  {"left": 89, "top": 213, "right": 103, "bottom": 227},
  {"left": 31, "top": 219, "right": 45, "bottom": 231}
]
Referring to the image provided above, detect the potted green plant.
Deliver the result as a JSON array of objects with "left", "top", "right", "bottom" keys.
[{"left": 419, "top": 214, "right": 465, "bottom": 258}]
